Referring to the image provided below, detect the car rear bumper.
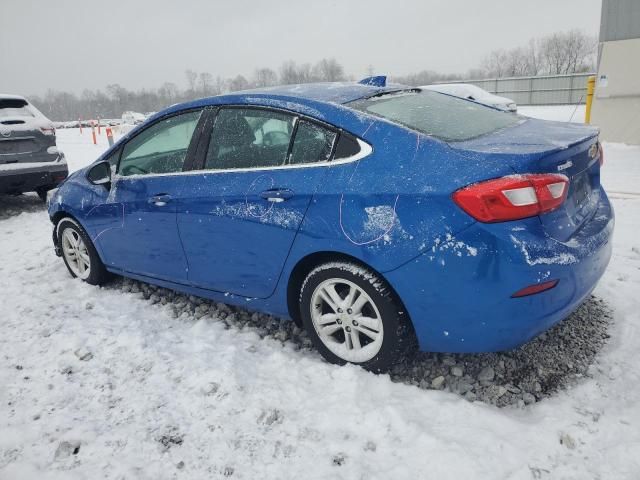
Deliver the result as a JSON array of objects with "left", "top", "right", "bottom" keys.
[
  {"left": 0, "top": 153, "right": 68, "bottom": 194},
  {"left": 386, "top": 189, "right": 614, "bottom": 353}
]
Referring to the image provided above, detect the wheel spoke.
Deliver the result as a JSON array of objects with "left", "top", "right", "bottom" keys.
[
  {"left": 349, "top": 330, "right": 361, "bottom": 349},
  {"left": 351, "top": 294, "right": 369, "bottom": 315},
  {"left": 317, "top": 313, "right": 338, "bottom": 325},
  {"left": 354, "top": 325, "right": 379, "bottom": 341},
  {"left": 78, "top": 251, "right": 90, "bottom": 264},
  {"left": 319, "top": 285, "right": 341, "bottom": 312},
  {"left": 322, "top": 324, "right": 342, "bottom": 336},
  {"left": 343, "top": 285, "right": 358, "bottom": 309},
  {"left": 355, "top": 315, "right": 379, "bottom": 331},
  {"left": 76, "top": 256, "right": 85, "bottom": 273}
]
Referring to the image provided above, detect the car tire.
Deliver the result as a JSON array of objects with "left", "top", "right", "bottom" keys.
[
  {"left": 57, "top": 217, "right": 110, "bottom": 286},
  {"left": 299, "top": 261, "right": 416, "bottom": 372},
  {"left": 36, "top": 187, "right": 48, "bottom": 203}
]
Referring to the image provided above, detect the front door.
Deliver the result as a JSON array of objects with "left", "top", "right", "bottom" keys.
[
  {"left": 178, "top": 107, "right": 337, "bottom": 298},
  {"left": 92, "top": 110, "right": 203, "bottom": 282}
]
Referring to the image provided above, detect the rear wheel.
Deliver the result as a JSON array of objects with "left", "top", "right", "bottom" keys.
[
  {"left": 57, "top": 218, "right": 109, "bottom": 285},
  {"left": 299, "top": 262, "right": 415, "bottom": 372}
]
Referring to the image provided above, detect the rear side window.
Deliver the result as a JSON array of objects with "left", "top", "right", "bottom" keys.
[
  {"left": 119, "top": 110, "right": 201, "bottom": 176},
  {"left": 205, "top": 108, "right": 295, "bottom": 170},
  {"left": 289, "top": 120, "right": 336, "bottom": 165},
  {"left": 334, "top": 132, "right": 361, "bottom": 160},
  {"left": 348, "top": 91, "right": 520, "bottom": 142},
  {"left": 0, "top": 99, "right": 34, "bottom": 118}
]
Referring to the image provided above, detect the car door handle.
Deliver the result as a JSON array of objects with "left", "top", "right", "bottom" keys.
[
  {"left": 259, "top": 189, "right": 294, "bottom": 203},
  {"left": 148, "top": 194, "right": 172, "bottom": 206}
]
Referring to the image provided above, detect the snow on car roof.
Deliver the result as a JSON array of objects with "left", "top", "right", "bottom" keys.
[
  {"left": 233, "top": 82, "right": 404, "bottom": 104},
  {"left": 0, "top": 94, "right": 28, "bottom": 101}
]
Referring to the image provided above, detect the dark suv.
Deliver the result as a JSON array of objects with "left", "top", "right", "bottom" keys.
[{"left": 0, "top": 94, "right": 68, "bottom": 201}]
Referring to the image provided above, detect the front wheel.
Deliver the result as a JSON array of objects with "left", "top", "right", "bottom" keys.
[
  {"left": 57, "top": 218, "right": 109, "bottom": 285},
  {"left": 299, "top": 262, "right": 415, "bottom": 372}
]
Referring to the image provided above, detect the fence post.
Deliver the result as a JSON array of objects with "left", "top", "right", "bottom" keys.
[
  {"left": 585, "top": 76, "right": 596, "bottom": 124},
  {"left": 529, "top": 77, "right": 533, "bottom": 105},
  {"left": 106, "top": 127, "right": 114, "bottom": 147}
]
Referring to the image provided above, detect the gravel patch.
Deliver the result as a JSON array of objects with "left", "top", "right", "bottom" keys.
[
  {"left": 109, "top": 276, "right": 611, "bottom": 408},
  {"left": 0, "top": 193, "right": 46, "bottom": 220}
]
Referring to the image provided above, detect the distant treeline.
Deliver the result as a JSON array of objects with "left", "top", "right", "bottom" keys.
[{"left": 31, "top": 30, "right": 596, "bottom": 121}]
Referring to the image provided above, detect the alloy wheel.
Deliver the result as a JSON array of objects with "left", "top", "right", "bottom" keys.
[
  {"left": 310, "top": 278, "right": 384, "bottom": 363},
  {"left": 61, "top": 228, "right": 92, "bottom": 280}
]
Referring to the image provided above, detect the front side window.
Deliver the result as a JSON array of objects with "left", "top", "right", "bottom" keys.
[
  {"left": 205, "top": 108, "right": 295, "bottom": 170},
  {"left": 119, "top": 110, "right": 201, "bottom": 176},
  {"left": 348, "top": 91, "right": 520, "bottom": 142},
  {"left": 289, "top": 120, "right": 336, "bottom": 165}
]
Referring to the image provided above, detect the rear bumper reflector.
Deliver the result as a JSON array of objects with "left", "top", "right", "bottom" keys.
[{"left": 511, "top": 279, "right": 559, "bottom": 298}]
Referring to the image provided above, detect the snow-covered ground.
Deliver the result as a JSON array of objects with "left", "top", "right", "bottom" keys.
[
  {"left": 518, "top": 104, "right": 586, "bottom": 123},
  {"left": 1, "top": 117, "right": 640, "bottom": 479}
]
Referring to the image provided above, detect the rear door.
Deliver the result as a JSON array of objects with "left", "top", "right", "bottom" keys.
[{"left": 178, "top": 107, "right": 336, "bottom": 298}]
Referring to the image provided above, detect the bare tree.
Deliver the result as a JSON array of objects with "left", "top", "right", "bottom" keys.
[
  {"left": 313, "top": 58, "right": 345, "bottom": 82},
  {"left": 482, "top": 30, "right": 596, "bottom": 78},
  {"left": 198, "top": 72, "right": 214, "bottom": 95},
  {"left": 279, "top": 61, "right": 314, "bottom": 84},
  {"left": 253, "top": 67, "right": 278, "bottom": 87},
  {"left": 158, "top": 82, "right": 179, "bottom": 104},
  {"left": 228, "top": 75, "right": 250, "bottom": 92},
  {"left": 540, "top": 29, "right": 596, "bottom": 74},
  {"left": 185, "top": 69, "right": 198, "bottom": 92}
]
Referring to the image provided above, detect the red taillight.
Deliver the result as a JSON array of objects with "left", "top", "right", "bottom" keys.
[
  {"left": 511, "top": 279, "right": 559, "bottom": 298},
  {"left": 598, "top": 142, "right": 604, "bottom": 166},
  {"left": 452, "top": 174, "right": 569, "bottom": 223}
]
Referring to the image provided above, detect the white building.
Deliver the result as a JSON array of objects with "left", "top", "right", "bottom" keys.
[{"left": 591, "top": 0, "right": 640, "bottom": 145}]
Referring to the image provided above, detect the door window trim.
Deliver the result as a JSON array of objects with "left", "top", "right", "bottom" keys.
[
  {"left": 188, "top": 105, "right": 372, "bottom": 175},
  {"left": 114, "top": 107, "right": 207, "bottom": 177}
]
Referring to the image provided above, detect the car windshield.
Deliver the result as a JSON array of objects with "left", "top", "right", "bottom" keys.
[
  {"left": 348, "top": 91, "right": 521, "bottom": 142},
  {"left": 0, "top": 98, "right": 35, "bottom": 118}
]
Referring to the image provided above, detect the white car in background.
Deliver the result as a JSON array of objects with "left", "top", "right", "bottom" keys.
[
  {"left": 121, "top": 111, "right": 146, "bottom": 125},
  {"left": 420, "top": 83, "right": 517, "bottom": 112}
]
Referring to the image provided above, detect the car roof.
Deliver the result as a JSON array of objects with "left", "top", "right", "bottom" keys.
[{"left": 232, "top": 82, "right": 405, "bottom": 105}]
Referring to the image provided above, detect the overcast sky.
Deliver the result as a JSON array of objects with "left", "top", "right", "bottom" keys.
[{"left": 1, "top": 0, "right": 602, "bottom": 96}]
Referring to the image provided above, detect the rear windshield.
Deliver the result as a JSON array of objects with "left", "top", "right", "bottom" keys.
[
  {"left": 348, "top": 91, "right": 520, "bottom": 142},
  {"left": 0, "top": 99, "right": 34, "bottom": 118}
]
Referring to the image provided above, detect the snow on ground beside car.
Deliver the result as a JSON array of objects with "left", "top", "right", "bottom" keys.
[
  {"left": 518, "top": 104, "right": 586, "bottom": 123},
  {"left": 1, "top": 119, "right": 640, "bottom": 479}
]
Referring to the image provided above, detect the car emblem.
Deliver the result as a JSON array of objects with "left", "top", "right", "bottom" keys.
[
  {"left": 0, "top": 126, "right": 11, "bottom": 138},
  {"left": 588, "top": 143, "right": 598, "bottom": 159},
  {"left": 557, "top": 160, "right": 573, "bottom": 171}
]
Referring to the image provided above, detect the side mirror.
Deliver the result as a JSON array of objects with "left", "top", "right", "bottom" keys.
[{"left": 87, "top": 161, "right": 112, "bottom": 188}]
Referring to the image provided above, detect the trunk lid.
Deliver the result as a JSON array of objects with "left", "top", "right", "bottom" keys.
[{"left": 450, "top": 118, "right": 601, "bottom": 242}]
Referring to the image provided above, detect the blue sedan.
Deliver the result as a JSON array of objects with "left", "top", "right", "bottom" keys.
[{"left": 48, "top": 77, "right": 613, "bottom": 371}]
